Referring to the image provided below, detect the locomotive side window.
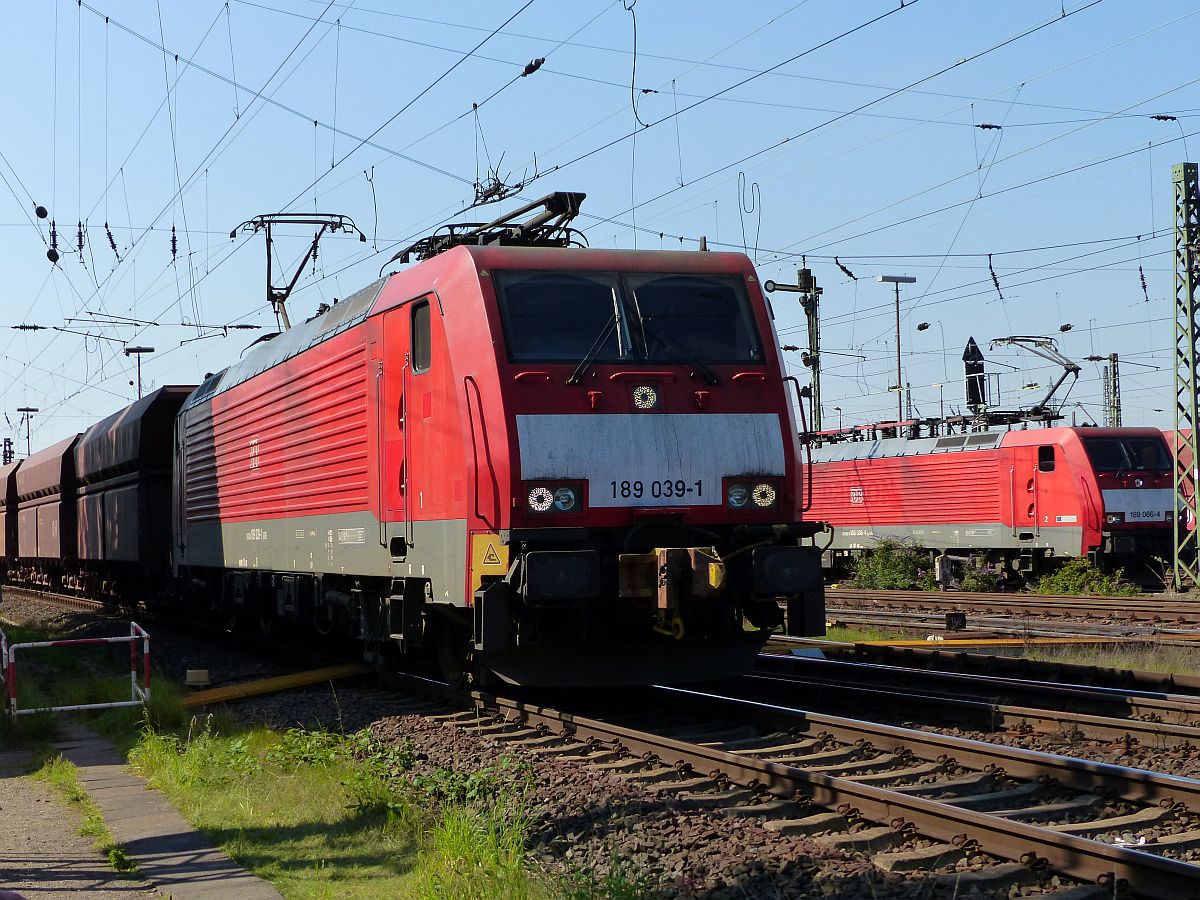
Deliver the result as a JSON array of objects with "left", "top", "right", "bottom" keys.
[
  {"left": 412, "top": 299, "right": 431, "bottom": 374},
  {"left": 495, "top": 272, "right": 627, "bottom": 362},
  {"left": 1038, "top": 445, "right": 1055, "bottom": 472},
  {"left": 1082, "top": 436, "right": 1171, "bottom": 473},
  {"left": 627, "top": 274, "right": 763, "bottom": 364}
]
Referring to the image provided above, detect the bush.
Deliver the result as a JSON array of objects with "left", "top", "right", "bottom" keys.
[
  {"left": 959, "top": 563, "right": 1001, "bottom": 592},
  {"left": 847, "top": 538, "right": 937, "bottom": 590},
  {"left": 1033, "top": 557, "right": 1139, "bottom": 597}
]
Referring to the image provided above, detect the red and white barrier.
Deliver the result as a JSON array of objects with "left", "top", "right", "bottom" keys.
[{"left": 1, "top": 622, "right": 151, "bottom": 718}]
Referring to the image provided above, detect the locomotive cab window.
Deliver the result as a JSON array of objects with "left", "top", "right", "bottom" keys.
[
  {"left": 1082, "top": 436, "right": 1171, "bottom": 473},
  {"left": 495, "top": 271, "right": 627, "bottom": 363},
  {"left": 411, "top": 299, "right": 431, "bottom": 373},
  {"left": 1038, "top": 445, "right": 1055, "bottom": 472},
  {"left": 627, "top": 273, "right": 763, "bottom": 364},
  {"left": 493, "top": 270, "right": 763, "bottom": 365}
]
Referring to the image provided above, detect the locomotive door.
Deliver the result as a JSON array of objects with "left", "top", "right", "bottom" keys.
[
  {"left": 1010, "top": 447, "right": 1040, "bottom": 538},
  {"left": 381, "top": 309, "right": 410, "bottom": 549},
  {"left": 382, "top": 297, "right": 436, "bottom": 555}
]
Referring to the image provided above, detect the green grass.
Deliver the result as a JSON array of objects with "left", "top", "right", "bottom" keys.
[
  {"left": 1024, "top": 641, "right": 1200, "bottom": 677},
  {"left": 4, "top": 614, "right": 560, "bottom": 897},
  {"left": 824, "top": 625, "right": 910, "bottom": 643},
  {"left": 128, "top": 720, "right": 550, "bottom": 899},
  {"left": 0, "top": 618, "right": 170, "bottom": 754},
  {"left": 31, "top": 755, "right": 137, "bottom": 873}
]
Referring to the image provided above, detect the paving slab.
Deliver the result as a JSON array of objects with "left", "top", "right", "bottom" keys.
[
  {"left": 0, "top": 751, "right": 158, "bottom": 899},
  {"left": 54, "top": 724, "right": 283, "bottom": 900}
]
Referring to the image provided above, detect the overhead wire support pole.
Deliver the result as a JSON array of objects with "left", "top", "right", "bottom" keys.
[
  {"left": 1105, "top": 352, "right": 1121, "bottom": 428},
  {"left": 763, "top": 268, "right": 823, "bottom": 432},
  {"left": 878, "top": 275, "right": 916, "bottom": 422},
  {"left": 232, "top": 213, "right": 367, "bottom": 330},
  {"left": 1173, "top": 161, "right": 1200, "bottom": 590}
]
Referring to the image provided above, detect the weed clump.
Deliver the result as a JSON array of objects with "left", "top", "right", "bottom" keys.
[
  {"left": 1033, "top": 557, "right": 1139, "bottom": 597},
  {"left": 847, "top": 538, "right": 937, "bottom": 590}
]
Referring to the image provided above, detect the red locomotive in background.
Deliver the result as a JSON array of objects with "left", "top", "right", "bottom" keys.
[
  {"left": 806, "top": 425, "right": 1173, "bottom": 580},
  {"left": 0, "top": 194, "right": 827, "bottom": 686}
]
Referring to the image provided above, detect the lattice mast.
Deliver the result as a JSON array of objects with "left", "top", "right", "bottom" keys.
[
  {"left": 1103, "top": 353, "right": 1121, "bottom": 428},
  {"left": 1174, "top": 162, "right": 1200, "bottom": 589}
]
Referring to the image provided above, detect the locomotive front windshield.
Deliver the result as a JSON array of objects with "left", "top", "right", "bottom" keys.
[
  {"left": 1082, "top": 436, "right": 1171, "bottom": 473},
  {"left": 495, "top": 270, "right": 763, "bottom": 364}
]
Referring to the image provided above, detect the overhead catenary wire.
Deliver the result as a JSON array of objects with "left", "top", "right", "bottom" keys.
[{"left": 276, "top": 0, "right": 539, "bottom": 213}]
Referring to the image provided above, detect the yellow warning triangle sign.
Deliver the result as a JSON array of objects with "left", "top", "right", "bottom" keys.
[{"left": 481, "top": 543, "right": 502, "bottom": 566}]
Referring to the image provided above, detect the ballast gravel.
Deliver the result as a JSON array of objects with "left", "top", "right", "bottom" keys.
[{"left": 0, "top": 593, "right": 1123, "bottom": 896}]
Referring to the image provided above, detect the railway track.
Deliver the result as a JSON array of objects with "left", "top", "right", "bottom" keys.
[
  {"left": 23, "top": 584, "right": 1200, "bottom": 894},
  {"left": 830, "top": 587, "right": 1200, "bottom": 623},
  {"left": 749, "top": 653, "right": 1200, "bottom": 744},
  {"left": 824, "top": 607, "right": 1200, "bottom": 644},
  {"left": 393, "top": 673, "right": 1200, "bottom": 897}
]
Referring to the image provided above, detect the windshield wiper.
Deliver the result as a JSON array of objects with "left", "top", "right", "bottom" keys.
[
  {"left": 643, "top": 319, "right": 720, "bottom": 385},
  {"left": 566, "top": 314, "right": 618, "bottom": 385}
]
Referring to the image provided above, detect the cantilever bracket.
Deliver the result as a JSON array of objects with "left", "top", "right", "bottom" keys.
[{"left": 232, "top": 213, "right": 366, "bottom": 330}]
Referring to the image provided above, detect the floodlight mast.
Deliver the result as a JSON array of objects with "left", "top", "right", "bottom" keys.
[
  {"left": 232, "top": 214, "right": 367, "bottom": 330},
  {"left": 15, "top": 407, "right": 37, "bottom": 457},
  {"left": 878, "top": 275, "right": 917, "bottom": 422},
  {"left": 124, "top": 346, "right": 155, "bottom": 399}
]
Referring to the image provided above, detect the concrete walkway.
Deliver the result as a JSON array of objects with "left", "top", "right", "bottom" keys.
[
  {"left": 48, "top": 725, "right": 282, "bottom": 900},
  {"left": 0, "top": 750, "right": 158, "bottom": 898}
]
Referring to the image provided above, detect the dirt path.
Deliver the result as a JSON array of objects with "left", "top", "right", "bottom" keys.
[{"left": 0, "top": 752, "right": 159, "bottom": 900}]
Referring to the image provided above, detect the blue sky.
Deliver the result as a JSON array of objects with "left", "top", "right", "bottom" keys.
[{"left": 0, "top": 0, "right": 1196, "bottom": 450}]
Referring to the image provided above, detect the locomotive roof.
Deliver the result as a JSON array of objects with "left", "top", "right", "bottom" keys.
[
  {"left": 812, "top": 431, "right": 1002, "bottom": 463},
  {"left": 448, "top": 243, "right": 757, "bottom": 273},
  {"left": 182, "top": 277, "right": 386, "bottom": 411},
  {"left": 183, "top": 243, "right": 759, "bottom": 411},
  {"left": 811, "top": 426, "right": 1166, "bottom": 464}
]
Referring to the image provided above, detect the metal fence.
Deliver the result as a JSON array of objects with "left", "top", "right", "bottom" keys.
[{"left": 2, "top": 622, "right": 151, "bottom": 718}]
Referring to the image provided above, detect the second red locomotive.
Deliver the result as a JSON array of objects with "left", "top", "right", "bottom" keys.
[{"left": 807, "top": 425, "right": 1172, "bottom": 580}]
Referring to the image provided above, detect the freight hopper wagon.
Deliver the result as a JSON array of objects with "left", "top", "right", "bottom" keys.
[
  {"left": 173, "top": 236, "right": 826, "bottom": 686},
  {"left": 807, "top": 427, "right": 1172, "bottom": 580}
]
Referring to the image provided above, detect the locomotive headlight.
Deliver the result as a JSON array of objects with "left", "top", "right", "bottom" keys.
[
  {"left": 632, "top": 385, "right": 659, "bottom": 409},
  {"left": 528, "top": 486, "right": 554, "bottom": 513},
  {"left": 727, "top": 483, "right": 750, "bottom": 508},
  {"left": 1105, "top": 512, "right": 1124, "bottom": 525},
  {"left": 553, "top": 486, "right": 577, "bottom": 511},
  {"left": 751, "top": 483, "right": 778, "bottom": 508}
]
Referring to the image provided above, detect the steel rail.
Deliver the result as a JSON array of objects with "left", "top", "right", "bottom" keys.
[
  {"left": 471, "top": 686, "right": 1200, "bottom": 897},
  {"left": 830, "top": 588, "right": 1200, "bottom": 622},
  {"left": 757, "top": 653, "right": 1200, "bottom": 724},
  {"left": 740, "top": 671, "right": 1200, "bottom": 745},
  {"left": 826, "top": 606, "right": 1200, "bottom": 637},
  {"left": 795, "top": 638, "right": 1200, "bottom": 694}
]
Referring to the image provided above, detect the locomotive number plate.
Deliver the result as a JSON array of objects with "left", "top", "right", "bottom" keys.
[
  {"left": 1126, "top": 509, "right": 1165, "bottom": 521},
  {"left": 609, "top": 479, "right": 705, "bottom": 501}
]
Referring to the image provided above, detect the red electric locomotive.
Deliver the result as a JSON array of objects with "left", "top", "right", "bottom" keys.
[
  {"left": 807, "top": 425, "right": 1173, "bottom": 579},
  {"left": 173, "top": 194, "right": 826, "bottom": 686}
]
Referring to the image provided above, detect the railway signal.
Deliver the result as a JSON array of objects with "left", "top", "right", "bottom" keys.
[{"left": 764, "top": 268, "right": 823, "bottom": 431}]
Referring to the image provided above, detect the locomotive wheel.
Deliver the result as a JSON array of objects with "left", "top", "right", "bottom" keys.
[{"left": 435, "top": 620, "right": 470, "bottom": 689}]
